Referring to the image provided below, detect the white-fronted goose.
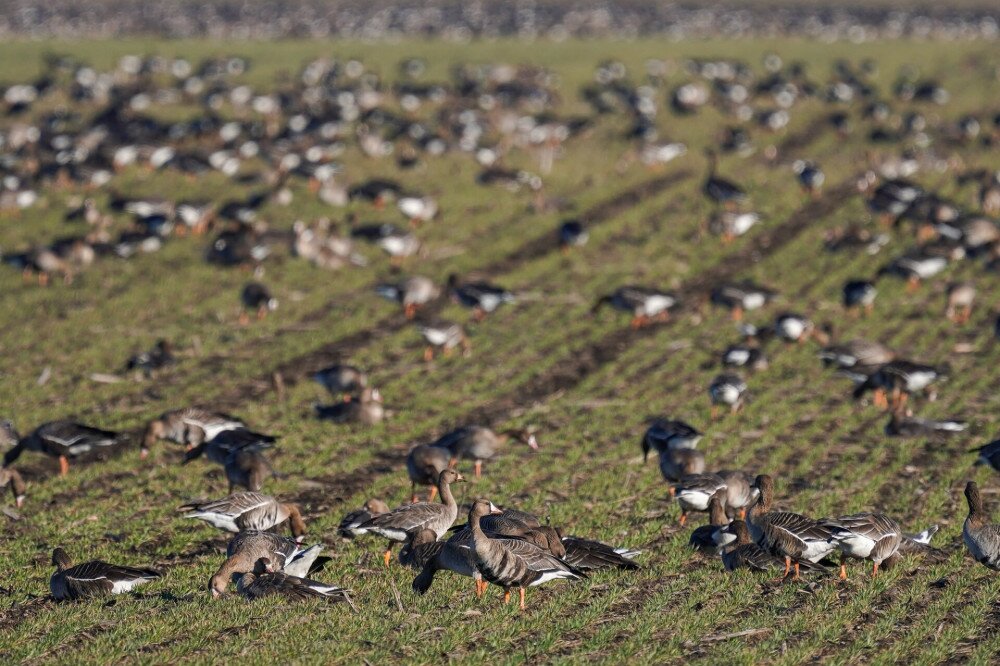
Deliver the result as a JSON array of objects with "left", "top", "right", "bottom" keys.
[
  {"left": 238, "top": 557, "right": 351, "bottom": 605},
  {"left": 592, "top": 286, "right": 678, "bottom": 328},
  {"left": 180, "top": 492, "right": 306, "bottom": 539},
  {"left": 401, "top": 528, "right": 482, "bottom": 597},
  {"left": 689, "top": 489, "right": 731, "bottom": 551},
  {"left": 643, "top": 419, "right": 703, "bottom": 454},
  {"left": 885, "top": 410, "right": 967, "bottom": 438},
  {"left": 239, "top": 282, "right": 278, "bottom": 324},
  {"left": 793, "top": 160, "right": 824, "bottom": 197},
  {"left": 435, "top": 426, "right": 538, "bottom": 479},
  {"left": 558, "top": 220, "right": 588, "bottom": 251},
  {"left": 467, "top": 499, "right": 584, "bottom": 610},
  {"left": 209, "top": 531, "right": 325, "bottom": 597},
  {"left": 708, "top": 210, "right": 760, "bottom": 242},
  {"left": 878, "top": 251, "right": 948, "bottom": 289},
  {"left": 819, "top": 339, "right": 895, "bottom": 376},
  {"left": 125, "top": 339, "right": 175, "bottom": 377},
  {"left": 708, "top": 374, "right": 747, "bottom": 419},
  {"left": 312, "top": 364, "right": 368, "bottom": 402},
  {"left": 50, "top": 548, "right": 161, "bottom": 600},
  {"left": 223, "top": 448, "right": 275, "bottom": 493},
  {"left": 560, "top": 537, "right": 641, "bottom": 571},
  {"left": 720, "top": 520, "right": 823, "bottom": 574},
  {"left": 1, "top": 419, "right": 123, "bottom": 476},
  {"left": 357, "top": 469, "right": 465, "bottom": 566},
  {"left": 338, "top": 499, "right": 390, "bottom": 538},
  {"left": 722, "top": 344, "right": 768, "bottom": 371},
  {"left": 710, "top": 282, "right": 776, "bottom": 321},
  {"left": 963, "top": 481, "right": 1000, "bottom": 570},
  {"left": 420, "top": 321, "right": 470, "bottom": 361},
  {"left": 406, "top": 444, "right": 451, "bottom": 503},
  {"left": 842, "top": 280, "right": 877, "bottom": 315},
  {"left": 747, "top": 475, "right": 837, "bottom": 580},
  {"left": 703, "top": 150, "right": 747, "bottom": 209},
  {"left": 0, "top": 467, "right": 26, "bottom": 508},
  {"left": 673, "top": 473, "right": 727, "bottom": 526},
  {"left": 823, "top": 512, "right": 902, "bottom": 579},
  {"left": 853, "top": 360, "right": 945, "bottom": 411},
  {"left": 774, "top": 313, "right": 828, "bottom": 344},
  {"left": 183, "top": 427, "right": 277, "bottom": 467},
  {"left": 448, "top": 274, "right": 515, "bottom": 320},
  {"left": 946, "top": 282, "right": 975, "bottom": 324},
  {"left": 376, "top": 275, "right": 440, "bottom": 318},
  {"left": 719, "top": 469, "right": 759, "bottom": 519},
  {"left": 314, "top": 387, "right": 384, "bottom": 425},
  {"left": 141, "top": 408, "right": 245, "bottom": 459}
]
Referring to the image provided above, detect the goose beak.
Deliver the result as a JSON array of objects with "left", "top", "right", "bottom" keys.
[
  {"left": 139, "top": 448, "right": 149, "bottom": 460},
  {"left": 488, "top": 502, "right": 503, "bottom": 515},
  {"left": 527, "top": 435, "right": 539, "bottom": 451},
  {"left": 15, "top": 495, "right": 25, "bottom": 509},
  {"left": 211, "top": 588, "right": 222, "bottom": 599},
  {"left": 454, "top": 473, "right": 466, "bottom": 483}
]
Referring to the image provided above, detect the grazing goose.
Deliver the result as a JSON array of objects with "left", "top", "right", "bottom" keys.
[
  {"left": 643, "top": 419, "right": 703, "bottom": 454},
  {"left": 774, "top": 313, "right": 827, "bottom": 344},
  {"left": 842, "top": 280, "right": 877, "bottom": 315},
  {"left": 467, "top": 499, "right": 584, "bottom": 610},
  {"left": 823, "top": 513, "right": 902, "bottom": 579},
  {"left": 375, "top": 275, "right": 440, "bottom": 319},
  {"left": 183, "top": 428, "right": 277, "bottom": 466},
  {"left": 560, "top": 537, "right": 641, "bottom": 571},
  {"left": 708, "top": 210, "right": 760, "bottom": 242},
  {"left": 50, "top": 548, "right": 161, "bottom": 600},
  {"left": 141, "top": 408, "right": 245, "bottom": 459},
  {"left": 558, "top": 220, "right": 588, "bottom": 251},
  {"left": 223, "top": 448, "right": 276, "bottom": 493},
  {"left": 673, "top": 473, "right": 727, "bottom": 526},
  {"left": 708, "top": 374, "right": 747, "bottom": 419},
  {"left": 818, "top": 339, "right": 895, "bottom": 376},
  {"left": 878, "top": 252, "right": 948, "bottom": 290},
  {"left": 793, "top": 160, "right": 824, "bottom": 197},
  {"left": 312, "top": 364, "right": 368, "bottom": 402},
  {"left": 357, "top": 469, "right": 465, "bottom": 566},
  {"left": 722, "top": 344, "right": 768, "bottom": 371},
  {"left": 338, "top": 499, "right": 389, "bottom": 538},
  {"left": 406, "top": 444, "right": 451, "bottom": 503},
  {"left": 853, "top": 360, "right": 945, "bottom": 410},
  {"left": 1, "top": 420, "right": 123, "bottom": 476},
  {"left": 209, "top": 531, "right": 325, "bottom": 597},
  {"left": 885, "top": 410, "right": 967, "bottom": 437},
  {"left": 397, "top": 195, "right": 438, "bottom": 225},
  {"left": 945, "top": 282, "right": 975, "bottom": 324},
  {"left": 125, "top": 339, "right": 175, "bottom": 376},
  {"left": 688, "top": 489, "right": 731, "bottom": 551},
  {"left": 239, "top": 282, "right": 278, "bottom": 324},
  {"left": 719, "top": 469, "right": 759, "bottom": 519},
  {"left": 710, "top": 282, "right": 776, "bottom": 320},
  {"left": 314, "top": 387, "right": 384, "bottom": 425},
  {"left": 703, "top": 150, "right": 747, "bottom": 209},
  {"left": 720, "top": 520, "right": 822, "bottom": 574},
  {"left": 404, "top": 528, "right": 483, "bottom": 596},
  {"left": 747, "top": 475, "right": 837, "bottom": 580},
  {"left": 419, "top": 321, "right": 470, "bottom": 361},
  {"left": 0, "top": 467, "right": 26, "bottom": 508},
  {"left": 180, "top": 492, "right": 306, "bottom": 539},
  {"left": 448, "top": 274, "right": 515, "bottom": 320},
  {"left": 238, "top": 557, "right": 351, "bottom": 605},
  {"left": 592, "top": 286, "right": 678, "bottom": 328},
  {"left": 963, "top": 481, "right": 1000, "bottom": 570},
  {"left": 434, "top": 426, "right": 538, "bottom": 479}
]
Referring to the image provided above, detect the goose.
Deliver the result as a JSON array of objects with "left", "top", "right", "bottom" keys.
[
  {"left": 720, "top": 520, "right": 823, "bottom": 574},
  {"left": 0, "top": 467, "right": 26, "bottom": 508},
  {"left": 314, "top": 387, "right": 384, "bottom": 425},
  {"left": 1, "top": 419, "right": 123, "bottom": 476},
  {"left": 223, "top": 448, "right": 276, "bottom": 493},
  {"left": 406, "top": 444, "right": 451, "bottom": 503},
  {"left": 558, "top": 220, "right": 588, "bottom": 251},
  {"left": 962, "top": 481, "right": 1000, "bottom": 570},
  {"left": 793, "top": 160, "right": 824, "bottom": 197},
  {"left": 710, "top": 282, "right": 776, "bottom": 320},
  {"left": 822, "top": 512, "right": 902, "bottom": 579},
  {"left": 885, "top": 410, "right": 967, "bottom": 438},
  {"left": 402, "top": 528, "right": 482, "bottom": 596},
  {"left": 703, "top": 150, "right": 747, "bottom": 209},
  {"left": 447, "top": 274, "right": 515, "bottom": 320},
  {"left": 125, "top": 339, "right": 175, "bottom": 377},
  {"left": 238, "top": 557, "right": 352, "bottom": 605},
  {"left": 467, "top": 498, "right": 584, "bottom": 610},
  {"left": 945, "top": 282, "right": 975, "bottom": 324},
  {"left": 878, "top": 252, "right": 948, "bottom": 290},
  {"left": 747, "top": 475, "right": 837, "bottom": 580},
  {"left": 774, "top": 313, "right": 827, "bottom": 344},
  {"left": 719, "top": 469, "right": 759, "bottom": 519},
  {"left": 592, "top": 286, "right": 678, "bottom": 328},
  {"left": 375, "top": 275, "right": 440, "bottom": 319},
  {"left": 642, "top": 419, "right": 703, "bottom": 454},
  {"left": 338, "top": 499, "right": 389, "bottom": 538},
  {"left": 673, "top": 473, "right": 727, "bottom": 526},
  {"left": 852, "top": 360, "right": 945, "bottom": 411},
  {"left": 818, "top": 339, "right": 895, "bottom": 376},
  {"left": 209, "top": 531, "right": 325, "bottom": 597},
  {"left": 357, "top": 469, "right": 465, "bottom": 566},
  {"left": 434, "top": 426, "right": 538, "bottom": 479},
  {"left": 842, "top": 280, "right": 877, "bottom": 315},
  {"left": 721, "top": 344, "right": 768, "bottom": 371},
  {"left": 141, "top": 408, "right": 246, "bottom": 459},
  {"left": 312, "top": 364, "right": 368, "bottom": 402},
  {"left": 688, "top": 489, "right": 731, "bottom": 551},
  {"left": 239, "top": 282, "right": 277, "bottom": 324},
  {"left": 560, "top": 537, "right": 641, "bottom": 571},
  {"left": 708, "top": 373, "right": 747, "bottom": 419},
  {"left": 420, "top": 321, "right": 470, "bottom": 361},
  {"left": 183, "top": 427, "right": 277, "bottom": 466},
  {"left": 180, "top": 492, "right": 306, "bottom": 539},
  {"left": 50, "top": 548, "right": 161, "bottom": 600},
  {"left": 708, "top": 210, "right": 760, "bottom": 242},
  {"left": 971, "top": 439, "right": 1000, "bottom": 473},
  {"left": 397, "top": 195, "right": 438, "bottom": 225}
]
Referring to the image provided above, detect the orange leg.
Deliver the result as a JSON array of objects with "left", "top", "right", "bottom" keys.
[
  {"left": 473, "top": 308, "right": 486, "bottom": 322},
  {"left": 238, "top": 311, "right": 250, "bottom": 326},
  {"left": 410, "top": 484, "right": 418, "bottom": 504},
  {"left": 781, "top": 556, "right": 791, "bottom": 580},
  {"left": 423, "top": 346, "right": 435, "bottom": 362},
  {"left": 38, "top": 272, "right": 50, "bottom": 287},
  {"left": 710, "top": 405, "right": 719, "bottom": 421},
  {"left": 474, "top": 460, "right": 482, "bottom": 479},
  {"left": 519, "top": 587, "right": 526, "bottom": 611},
  {"left": 678, "top": 512, "right": 687, "bottom": 527},
  {"left": 257, "top": 307, "right": 267, "bottom": 321},
  {"left": 404, "top": 303, "right": 417, "bottom": 319},
  {"left": 871, "top": 562, "right": 880, "bottom": 578},
  {"left": 731, "top": 306, "right": 743, "bottom": 322},
  {"left": 503, "top": 589, "right": 511, "bottom": 604},
  {"left": 791, "top": 561, "right": 801, "bottom": 581},
  {"left": 839, "top": 555, "right": 848, "bottom": 581},
  {"left": 873, "top": 389, "right": 888, "bottom": 410},
  {"left": 906, "top": 277, "right": 920, "bottom": 293},
  {"left": 630, "top": 315, "right": 649, "bottom": 329},
  {"left": 428, "top": 486, "right": 438, "bottom": 502},
  {"left": 383, "top": 548, "right": 392, "bottom": 567},
  {"left": 59, "top": 455, "right": 70, "bottom": 476},
  {"left": 738, "top": 508, "right": 746, "bottom": 520}
]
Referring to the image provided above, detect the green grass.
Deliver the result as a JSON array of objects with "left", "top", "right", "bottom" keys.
[{"left": 1, "top": 37, "right": 1000, "bottom": 664}]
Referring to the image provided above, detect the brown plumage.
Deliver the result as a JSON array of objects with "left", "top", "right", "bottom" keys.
[
  {"left": 963, "top": 481, "right": 1000, "bottom": 570},
  {"left": 209, "top": 531, "right": 325, "bottom": 597},
  {"left": 822, "top": 512, "right": 902, "bottom": 579},
  {"left": 50, "top": 548, "right": 161, "bottom": 600},
  {"left": 406, "top": 444, "right": 451, "bottom": 503},
  {"left": 237, "top": 557, "right": 351, "bottom": 605},
  {"left": 401, "top": 529, "right": 482, "bottom": 597},
  {"left": 180, "top": 492, "right": 306, "bottom": 538},
  {"left": 140, "top": 408, "right": 244, "bottom": 459},
  {"left": 338, "top": 499, "right": 389, "bottom": 538},
  {"left": 1, "top": 467, "right": 26, "bottom": 508},
  {"left": 224, "top": 448, "right": 275, "bottom": 493},
  {"left": 434, "top": 426, "right": 538, "bottom": 479}
]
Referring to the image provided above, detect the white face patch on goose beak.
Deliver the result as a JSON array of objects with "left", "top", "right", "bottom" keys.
[
  {"left": 527, "top": 434, "right": 539, "bottom": 450},
  {"left": 488, "top": 502, "right": 502, "bottom": 515}
]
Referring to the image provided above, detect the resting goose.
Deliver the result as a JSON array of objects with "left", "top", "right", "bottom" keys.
[
  {"left": 885, "top": 410, "right": 967, "bottom": 438},
  {"left": 963, "top": 481, "right": 1000, "bottom": 570},
  {"left": 338, "top": 499, "right": 389, "bottom": 538},
  {"left": 402, "top": 528, "right": 483, "bottom": 597},
  {"left": 141, "top": 408, "right": 245, "bottom": 459},
  {"left": 592, "top": 286, "right": 678, "bottom": 328},
  {"left": 467, "top": 499, "right": 584, "bottom": 610},
  {"left": 183, "top": 427, "right": 277, "bottom": 467},
  {"left": 50, "top": 548, "right": 161, "bottom": 600},
  {"left": 209, "top": 531, "right": 325, "bottom": 597},
  {"left": 447, "top": 274, "right": 515, "bottom": 320},
  {"left": 238, "top": 557, "right": 351, "bottom": 605},
  {"left": 0, "top": 467, "right": 25, "bottom": 508},
  {"left": 1, "top": 419, "right": 123, "bottom": 476},
  {"left": 688, "top": 489, "right": 731, "bottom": 551},
  {"left": 819, "top": 339, "right": 894, "bottom": 376},
  {"left": 125, "top": 339, "right": 175, "bottom": 377},
  {"left": 420, "top": 321, "right": 470, "bottom": 361},
  {"left": 560, "top": 537, "right": 641, "bottom": 571},
  {"left": 748, "top": 475, "right": 837, "bottom": 580},
  {"left": 312, "top": 364, "right": 368, "bottom": 402},
  {"left": 180, "top": 492, "right": 306, "bottom": 539},
  {"left": 314, "top": 387, "right": 384, "bottom": 425},
  {"left": 673, "top": 473, "right": 727, "bottom": 526},
  {"left": 435, "top": 426, "right": 538, "bottom": 479},
  {"left": 357, "top": 469, "right": 464, "bottom": 566},
  {"left": 375, "top": 275, "right": 440, "bottom": 319},
  {"left": 823, "top": 512, "right": 902, "bottom": 579},
  {"left": 406, "top": 444, "right": 451, "bottom": 502}
]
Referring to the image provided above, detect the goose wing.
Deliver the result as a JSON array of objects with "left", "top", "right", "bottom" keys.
[{"left": 561, "top": 536, "right": 640, "bottom": 571}]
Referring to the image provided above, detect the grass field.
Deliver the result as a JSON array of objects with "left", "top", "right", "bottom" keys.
[{"left": 1, "top": 37, "right": 1000, "bottom": 664}]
